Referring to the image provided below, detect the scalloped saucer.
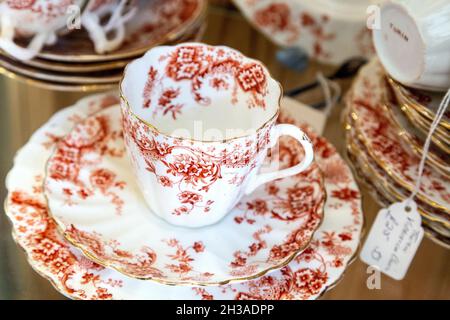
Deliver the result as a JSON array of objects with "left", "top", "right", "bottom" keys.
[
  {"left": 43, "top": 105, "right": 326, "bottom": 286},
  {"left": 5, "top": 93, "right": 362, "bottom": 299}
]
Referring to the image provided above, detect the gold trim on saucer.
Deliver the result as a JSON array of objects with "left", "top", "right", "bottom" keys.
[
  {"left": 382, "top": 95, "right": 449, "bottom": 177},
  {"left": 44, "top": 177, "right": 326, "bottom": 286},
  {"left": 5, "top": 180, "right": 365, "bottom": 300},
  {"left": 423, "top": 226, "right": 450, "bottom": 249},
  {"left": 0, "top": 66, "right": 117, "bottom": 92},
  {"left": 388, "top": 77, "right": 450, "bottom": 130},
  {"left": 345, "top": 90, "right": 450, "bottom": 216},
  {"left": 0, "top": 16, "right": 207, "bottom": 76},
  {"left": 14, "top": 55, "right": 130, "bottom": 73},
  {"left": 399, "top": 102, "right": 450, "bottom": 147},
  {"left": 344, "top": 114, "right": 450, "bottom": 227},
  {"left": 41, "top": 104, "right": 327, "bottom": 286},
  {"left": 0, "top": 56, "right": 122, "bottom": 84},
  {"left": 346, "top": 136, "right": 450, "bottom": 226},
  {"left": 345, "top": 148, "right": 450, "bottom": 247},
  {"left": 37, "top": 0, "right": 208, "bottom": 63}
]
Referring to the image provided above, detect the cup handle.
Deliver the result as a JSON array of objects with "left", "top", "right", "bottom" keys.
[
  {"left": 82, "top": 0, "right": 136, "bottom": 54},
  {"left": 0, "top": 15, "right": 48, "bottom": 60},
  {"left": 244, "top": 124, "right": 314, "bottom": 195}
]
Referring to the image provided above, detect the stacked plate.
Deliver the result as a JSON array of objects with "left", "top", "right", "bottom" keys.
[
  {"left": 5, "top": 92, "right": 363, "bottom": 300},
  {"left": 0, "top": 0, "right": 207, "bottom": 92},
  {"left": 344, "top": 59, "right": 450, "bottom": 249}
]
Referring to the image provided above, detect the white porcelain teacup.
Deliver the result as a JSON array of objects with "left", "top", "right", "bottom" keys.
[
  {"left": 0, "top": 0, "right": 87, "bottom": 60},
  {"left": 82, "top": 0, "right": 137, "bottom": 54},
  {"left": 373, "top": 0, "right": 450, "bottom": 91},
  {"left": 120, "top": 43, "right": 315, "bottom": 228}
]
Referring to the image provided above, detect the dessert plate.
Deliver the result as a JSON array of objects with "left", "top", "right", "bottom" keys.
[
  {"left": 44, "top": 106, "right": 325, "bottom": 286},
  {"left": 35, "top": 0, "right": 206, "bottom": 62},
  {"left": 347, "top": 59, "right": 450, "bottom": 214},
  {"left": 5, "top": 93, "right": 362, "bottom": 299}
]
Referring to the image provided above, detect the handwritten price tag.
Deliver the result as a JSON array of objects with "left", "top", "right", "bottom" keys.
[{"left": 360, "top": 200, "right": 424, "bottom": 280}]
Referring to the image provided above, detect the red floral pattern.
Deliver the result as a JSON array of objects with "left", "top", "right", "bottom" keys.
[
  {"left": 201, "top": 119, "right": 359, "bottom": 288},
  {"left": 234, "top": 0, "right": 374, "bottom": 64},
  {"left": 47, "top": 114, "right": 126, "bottom": 215},
  {"left": 5, "top": 0, "right": 79, "bottom": 23},
  {"left": 347, "top": 121, "right": 450, "bottom": 224},
  {"left": 44, "top": 104, "right": 325, "bottom": 284},
  {"left": 142, "top": 44, "right": 270, "bottom": 120},
  {"left": 5, "top": 92, "right": 362, "bottom": 299},
  {"left": 122, "top": 0, "right": 201, "bottom": 49},
  {"left": 7, "top": 0, "right": 36, "bottom": 9},
  {"left": 253, "top": 4, "right": 335, "bottom": 59},
  {"left": 348, "top": 60, "right": 450, "bottom": 210},
  {"left": 122, "top": 103, "right": 272, "bottom": 216},
  {"left": 255, "top": 4, "right": 291, "bottom": 32}
]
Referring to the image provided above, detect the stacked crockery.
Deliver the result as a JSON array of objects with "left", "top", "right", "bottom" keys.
[
  {"left": 0, "top": 0, "right": 207, "bottom": 92},
  {"left": 5, "top": 44, "right": 363, "bottom": 299},
  {"left": 344, "top": 0, "right": 450, "bottom": 248}
]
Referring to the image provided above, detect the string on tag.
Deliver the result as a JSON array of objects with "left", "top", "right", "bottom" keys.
[
  {"left": 316, "top": 72, "right": 341, "bottom": 116},
  {"left": 405, "top": 88, "right": 450, "bottom": 211}
]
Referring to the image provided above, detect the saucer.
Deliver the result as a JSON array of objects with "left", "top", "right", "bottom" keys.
[
  {"left": 347, "top": 59, "right": 450, "bottom": 214},
  {"left": 7, "top": 12, "right": 205, "bottom": 74},
  {"left": 5, "top": 92, "right": 362, "bottom": 299},
  {"left": 10, "top": 56, "right": 130, "bottom": 74},
  {"left": 344, "top": 124, "right": 450, "bottom": 227},
  {"left": 35, "top": 0, "right": 207, "bottom": 63},
  {"left": 346, "top": 144, "right": 450, "bottom": 248},
  {"left": 0, "top": 66, "right": 117, "bottom": 92},
  {"left": 398, "top": 103, "right": 450, "bottom": 147},
  {"left": 233, "top": 0, "right": 376, "bottom": 65},
  {"left": 0, "top": 55, "right": 123, "bottom": 84},
  {"left": 382, "top": 86, "right": 449, "bottom": 176},
  {"left": 388, "top": 77, "right": 450, "bottom": 130},
  {"left": 44, "top": 106, "right": 325, "bottom": 285}
]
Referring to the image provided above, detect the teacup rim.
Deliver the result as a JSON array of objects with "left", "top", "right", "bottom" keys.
[{"left": 119, "top": 42, "right": 283, "bottom": 144}]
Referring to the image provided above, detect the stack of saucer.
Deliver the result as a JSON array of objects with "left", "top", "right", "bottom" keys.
[
  {"left": 344, "top": 59, "right": 450, "bottom": 249},
  {"left": 4, "top": 43, "right": 363, "bottom": 300},
  {"left": 345, "top": 0, "right": 450, "bottom": 248},
  {"left": 0, "top": 0, "right": 207, "bottom": 92}
]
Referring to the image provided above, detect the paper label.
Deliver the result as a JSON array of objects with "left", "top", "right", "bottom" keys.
[{"left": 360, "top": 200, "right": 424, "bottom": 280}]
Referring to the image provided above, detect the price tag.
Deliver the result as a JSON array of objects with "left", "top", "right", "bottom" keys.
[{"left": 360, "top": 200, "right": 424, "bottom": 280}]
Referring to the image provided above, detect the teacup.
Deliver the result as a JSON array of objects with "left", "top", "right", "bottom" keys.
[
  {"left": 82, "top": 0, "right": 137, "bottom": 54},
  {"left": 0, "top": 0, "right": 87, "bottom": 60},
  {"left": 120, "top": 43, "right": 314, "bottom": 228},
  {"left": 373, "top": 0, "right": 450, "bottom": 91}
]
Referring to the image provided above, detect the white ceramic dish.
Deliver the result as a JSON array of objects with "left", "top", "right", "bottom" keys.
[
  {"left": 44, "top": 105, "right": 324, "bottom": 285},
  {"left": 5, "top": 92, "right": 363, "bottom": 299},
  {"left": 233, "top": 0, "right": 382, "bottom": 65}
]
